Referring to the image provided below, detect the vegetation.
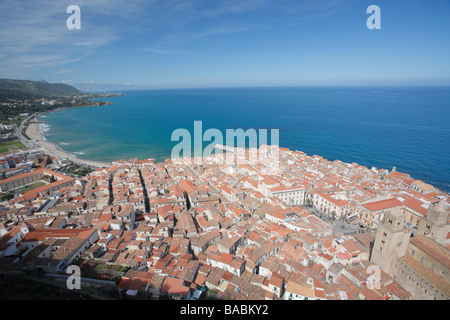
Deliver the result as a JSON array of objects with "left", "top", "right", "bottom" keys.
[
  {"left": 66, "top": 164, "right": 94, "bottom": 176},
  {"left": 0, "top": 78, "right": 83, "bottom": 98},
  {"left": 203, "top": 288, "right": 218, "bottom": 300},
  {"left": 0, "top": 275, "right": 86, "bottom": 300},
  {"left": 1, "top": 193, "right": 15, "bottom": 201},
  {"left": 77, "top": 259, "right": 130, "bottom": 283},
  {"left": 0, "top": 97, "right": 111, "bottom": 124},
  {"left": 21, "top": 126, "right": 31, "bottom": 140},
  {"left": 17, "top": 181, "right": 47, "bottom": 194},
  {"left": 0, "top": 79, "right": 119, "bottom": 124},
  {"left": 0, "top": 140, "right": 26, "bottom": 153},
  {"left": 330, "top": 211, "right": 337, "bottom": 221}
]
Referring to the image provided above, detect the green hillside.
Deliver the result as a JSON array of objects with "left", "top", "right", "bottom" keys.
[{"left": 0, "top": 79, "right": 84, "bottom": 98}]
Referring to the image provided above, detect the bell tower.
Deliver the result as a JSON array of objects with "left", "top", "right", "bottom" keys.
[
  {"left": 370, "top": 207, "right": 411, "bottom": 274},
  {"left": 416, "top": 199, "right": 448, "bottom": 246}
]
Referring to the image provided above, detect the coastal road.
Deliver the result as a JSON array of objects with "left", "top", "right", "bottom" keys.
[{"left": 16, "top": 112, "right": 41, "bottom": 149}]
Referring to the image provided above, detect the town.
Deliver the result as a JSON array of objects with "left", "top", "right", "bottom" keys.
[{"left": 0, "top": 140, "right": 448, "bottom": 300}]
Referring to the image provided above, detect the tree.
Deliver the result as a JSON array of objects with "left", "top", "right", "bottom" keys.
[
  {"left": 204, "top": 289, "right": 217, "bottom": 300},
  {"left": 331, "top": 211, "right": 336, "bottom": 220},
  {"left": 50, "top": 175, "right": 56, "bottom": 183},
  {"left": 46, "top": 155, "right": 53, "bottom": 165},
  {"left": 1, "top": 193, "right": 14, "bottom": 201},
  {"left": 305, "top": 198, "right": 313, "bottom": 207},
  {"left": 339, "top": 212, "right": 350, "bottom": 225}
]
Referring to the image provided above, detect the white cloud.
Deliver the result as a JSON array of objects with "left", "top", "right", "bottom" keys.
[
  {"left": 0, "top": 0, "right": 136, "bottom": 76},
  {"left": 0, "top": 0, "right": 351, "bottom": 78}
]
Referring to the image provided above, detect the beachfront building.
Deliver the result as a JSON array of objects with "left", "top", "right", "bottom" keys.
[{"left": 410, "top": 180, "right": 437, "bottom": 195}]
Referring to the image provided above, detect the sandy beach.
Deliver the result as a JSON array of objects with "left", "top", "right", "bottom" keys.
[{"left": 25, "top": 120, "right": 111, "bottom": 168}]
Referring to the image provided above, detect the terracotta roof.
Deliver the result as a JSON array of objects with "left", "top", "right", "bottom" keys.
[
  {"left": 399, "top": 254, "right": 449, "bottom": 297},
  {"left": 399, "top": 193, "right": 428, "bottom": 216},
  {"left": 21, "top": 228, "right": 95, "bottom": 242},
  {"left": 409, "top": 236, "right": 450, "bottom": 268},
  {"left": 362, "top": 198, "right": 403, "bottom": 212},
  {"left": 286, "top": 280, "right": 314, "bottom": 298},
  {"left": 316, "top": 192, "right": 349, "bottom": 207}
]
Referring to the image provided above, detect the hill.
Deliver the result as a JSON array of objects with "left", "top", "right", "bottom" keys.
[{"left": 0, "top": 79, "right": 84, "bottom": 98}]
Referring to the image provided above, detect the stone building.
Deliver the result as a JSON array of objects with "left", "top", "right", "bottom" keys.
[
  {"left": 415, "top": 200, "right": 448, "bottom": 246},
  {"left": 391, "top": 236, "right": 449, "bottom": 300},
  {"left": 370, "top": 207, "right": 411, "bottom": 274},
  {"left": 370, "top": 199, "right": 449, "bottom": 299}
]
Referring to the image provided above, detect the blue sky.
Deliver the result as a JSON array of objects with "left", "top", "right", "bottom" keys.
[{"left": 1, "top": 0, "right": 449, "bottom": 89}]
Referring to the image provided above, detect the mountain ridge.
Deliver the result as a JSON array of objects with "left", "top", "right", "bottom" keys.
[{"left": 0, "top": 78, "right": 84, "bottom": 98}]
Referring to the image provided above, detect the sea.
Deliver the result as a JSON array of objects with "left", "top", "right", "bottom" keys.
[{"left": 39, "top": 86, "right": 450, "bottom": 193}]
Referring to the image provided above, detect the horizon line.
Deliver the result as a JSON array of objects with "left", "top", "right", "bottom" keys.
[{"left": 79, "top": 83, "right": 450, "bottom": 93}]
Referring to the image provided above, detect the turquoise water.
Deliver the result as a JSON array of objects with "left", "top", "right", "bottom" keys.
[{"left": 40, "top": 86, "right": 450, "bottom": 192}]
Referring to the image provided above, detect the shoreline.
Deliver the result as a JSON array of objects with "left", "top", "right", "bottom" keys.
[
  {"left": 17, "top": 95, "right": 449, "bottom": 194},
  {"left": 25, "top": 119, "right": 111, "bottom": 169},
  {"left": 20, "top": 97, "right": 123, "bottom": 169}
]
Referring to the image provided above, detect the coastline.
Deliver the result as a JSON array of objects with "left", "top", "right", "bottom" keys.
[
  {"left": 14, "top": 89, "right": 448, "bottom": 193},
  {"left": 25, "top": 119, "right": 111, "bottom": 168},
  {"left": 19, "top": 96, "right": 123, "bottom": 169}
]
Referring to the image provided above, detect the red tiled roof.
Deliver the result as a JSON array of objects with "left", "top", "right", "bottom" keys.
[
  {"left": 21, "top": 228, "right": 95, "bottom": 242},
  {"left": 161, "top": 277, "right": 190, "bottom": 296},
  {"left": 362, "top": 198, "right": 403, "bottom": 212}
]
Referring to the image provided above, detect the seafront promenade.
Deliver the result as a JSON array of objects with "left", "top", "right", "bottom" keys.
[{"left": 24, "top": 119, "right": 110, "bottom": 168}]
